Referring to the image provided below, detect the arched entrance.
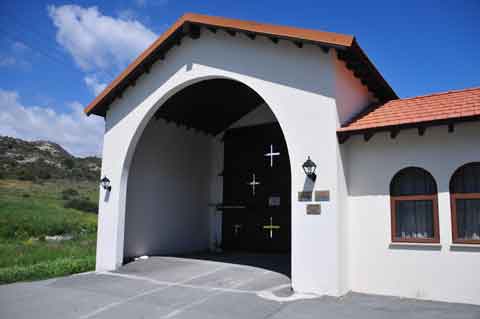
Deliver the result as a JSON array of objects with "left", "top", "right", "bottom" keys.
[{"left": 123, "top": 79, "right": 292, "bottom": 267}]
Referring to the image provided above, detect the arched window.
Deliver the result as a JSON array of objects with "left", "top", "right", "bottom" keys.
[
  {"left": 450, "top": 162, "right": 480, "bottom": 244},
  {"left": 390, "top": 167, "right": 440, "bottom": 243}
]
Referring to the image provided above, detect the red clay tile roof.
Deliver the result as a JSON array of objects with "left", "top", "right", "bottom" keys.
[
  {"left": 338, "top": 87, "right": 480, "bottom": 133},
  {"left": 84, "top": 13, "right": 397, "bottom": 116}
]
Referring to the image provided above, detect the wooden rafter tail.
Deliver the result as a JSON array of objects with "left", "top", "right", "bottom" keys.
[
  {"left": 319, "top": 45, "right": 329, "bottom": 53},
  {"left": 269, "top": 37, "right": 279, "bottom": 44},
  {"left": 207, "top": 26, "right": 217, "bottom": 34},
  {"left": 390, "top": 129, "right": 400, "bottom": 139},
  {"left": 226, "top": 29, "right": 236, "bottom": 37},
  {"left": 363, "top": 132, "right": 373, "bottom": 142},
  {"left": 418, "top": 127, "right": 426, "bottom": 136},
  {"left": 245, "top": 32, "right": 256, "bottom": 40},
  {"left": 337, "top": 133, "right": 350, "bottom": 144}
]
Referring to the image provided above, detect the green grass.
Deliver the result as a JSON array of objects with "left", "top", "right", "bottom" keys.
[{"left": 0, "top": 179, "right": 98, "bottom": 284}]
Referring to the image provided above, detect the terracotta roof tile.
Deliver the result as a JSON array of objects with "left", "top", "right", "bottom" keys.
[{"left": 338, "top": 87, "right": 480, "bottom": 132}]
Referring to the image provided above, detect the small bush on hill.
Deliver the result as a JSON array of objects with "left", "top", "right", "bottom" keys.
[
  {"left": 61, "top": 188, "right": 79, "bottom": 200},
  {"left": 64, "top": 198, "right": 98, "bottom": 214},
  {"left": 37, "top": 169, "right": 52, "bottom": 180},
  {"left": 63, "top": 158, "right": 75, "bottom": 169},
  {"left": 18, "top": 170, "right": 35, "bottom": 181}
]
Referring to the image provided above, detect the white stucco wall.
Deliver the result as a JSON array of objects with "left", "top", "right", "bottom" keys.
[
  {"left": 333, "top": 50, "right": 375, "bottom": 294},
  {"left": 124, "top": 119, "right": 217, "bottom": 258},
  {"left": 345, "top": 122, "right": 480, "bottom": 305},
  {"left": 334, "top": 56, "right": 376, "bottom": 125},
  {"left": 96, "top": 26, "right": 351, "bottom": 296}
]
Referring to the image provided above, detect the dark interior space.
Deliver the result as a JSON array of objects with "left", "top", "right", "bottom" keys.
[{"left": 154, "top": 79, "right": 264, "bottom": 135}]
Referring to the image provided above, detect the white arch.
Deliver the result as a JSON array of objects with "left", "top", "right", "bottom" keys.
[{"left": 114, "top": 75, "right": 294, "bottom": 267}]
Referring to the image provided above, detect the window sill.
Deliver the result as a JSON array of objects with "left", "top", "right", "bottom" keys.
[
  {"left": 389, "top": 242, "right": 442, "bottom": 250},
  {"left": 450, "top": 244, "right": 480, "bottom": 252}
]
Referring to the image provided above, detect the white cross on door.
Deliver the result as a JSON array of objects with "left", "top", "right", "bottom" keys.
[
  {"left": 247, "top": 173, "right": 260, "bottom": 196},
  {"left": 264, "top": 144, "right": 280, "bottom": 167}
]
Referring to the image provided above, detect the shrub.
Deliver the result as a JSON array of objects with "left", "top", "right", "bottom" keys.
[
  {"left": 61, "top": 188, "right": 79, "bottom": 200},
  {"left": 64, "top": 198, "right": 98, "bottom": 214},
  {"left": 0, "top": 256, "right": 95, "bottom": 284},
  {"left": 63, "top": 158, "right": 75, "bottom": 169},
  {"left": 18, "top": 170, "right": 35, "bottom": 181},
  {"left": 37, "top": 170, "right": 52, "bottom": 180}
]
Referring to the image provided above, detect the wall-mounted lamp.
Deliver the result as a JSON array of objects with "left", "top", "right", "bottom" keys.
[
  {"left": 302, "top": 156, "right": 317, "bottom": 181},
  {"left": 100, "top": 176, "right": 112, "bottom": 191}
]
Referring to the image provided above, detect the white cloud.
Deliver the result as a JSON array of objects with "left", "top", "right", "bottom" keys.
[
  {"left": 0, "top": 41, "right": 32, "bottom": 69},
  {"left": 0, "top": 89, "right": 104, "bottom": 157},
  {"left": 0, "top": 56, "right": 16, "bottom": 67},
  {"left": 48, "top": 5, "right": 157, "bottom": 72},
  {"left": 84, "top": 75, "right": 107, "bottom": 96}
]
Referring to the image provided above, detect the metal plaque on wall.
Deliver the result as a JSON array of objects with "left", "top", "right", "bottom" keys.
[
  {"left": 315, "top": 190, "right": 330, "bottom": 202},
  {"left": 298, "top": 191, "right": 312, "bottom": 202},
  {"left": 306, "top": 204, "right": 321, "bottom": 215}
]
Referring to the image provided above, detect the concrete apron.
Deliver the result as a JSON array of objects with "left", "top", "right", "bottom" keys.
[{"left": 1, "top": 253, "right": 480, "bottom": 319}]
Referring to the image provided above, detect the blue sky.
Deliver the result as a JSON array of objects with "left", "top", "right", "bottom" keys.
[{"left": 0, "top": 0, "right": 479, "bottom": 156}]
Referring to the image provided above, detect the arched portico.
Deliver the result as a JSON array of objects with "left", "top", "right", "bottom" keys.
[
  {"left": 96, "top": 28, "right": 345, "bottom": 296},
  {"left": 122, "top": 78, "right": 293, "bottom": 261},
  {"left": 96, "top": 72, "right": 298, "bottom": 268}
]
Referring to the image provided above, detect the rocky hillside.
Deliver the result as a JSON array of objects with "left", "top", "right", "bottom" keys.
[{"left": 0, "top": 136, "right": 101, "bottom": 181}]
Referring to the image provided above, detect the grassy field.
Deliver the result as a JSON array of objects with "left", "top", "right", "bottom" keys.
[{"left": 0, "top": 179, "right": 98, "bottom": 284}]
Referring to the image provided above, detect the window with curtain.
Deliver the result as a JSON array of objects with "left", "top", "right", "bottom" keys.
[
  {"left": 450, "top": 162, "right": 480, "bottom": 244},
  {"left": 390, "top": 167, "right": 440, "bottom": 243}
]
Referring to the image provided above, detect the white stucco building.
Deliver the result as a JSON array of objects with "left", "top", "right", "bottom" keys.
[{"left": 85, "top": 13, "right": 480, "bottom": 305}]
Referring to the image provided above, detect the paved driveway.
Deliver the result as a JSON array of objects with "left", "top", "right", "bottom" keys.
[{"left": 1, "top": 253, "right": 479, "bottom": 319}]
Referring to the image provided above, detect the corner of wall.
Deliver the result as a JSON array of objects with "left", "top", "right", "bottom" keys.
[{"left": 332, "top": 52, "right": 375, "bottom": 127}]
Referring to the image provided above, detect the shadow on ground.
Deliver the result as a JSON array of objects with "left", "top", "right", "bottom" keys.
[{"left": 160, "top": 251, "right": 291, "bottom": 277}]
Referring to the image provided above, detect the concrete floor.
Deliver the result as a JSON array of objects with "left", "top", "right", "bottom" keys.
[{"left": 1, "top": 253, "right": 479, "bottom": 319}]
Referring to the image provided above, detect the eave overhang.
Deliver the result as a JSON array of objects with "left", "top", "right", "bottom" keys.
[
  {"left": 84, "top": 13, "right": 398, "bottom": 117},
  {"left": 337, "top": 114, "right": 480, "bottom": 144}
]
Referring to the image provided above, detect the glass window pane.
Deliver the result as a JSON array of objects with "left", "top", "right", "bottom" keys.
[
  {"left": 391, "top": 168, "right": 436, "bottom": 196},
  {"left": 451, "top": 163, "right": 480, "bottom": 193},
  {"left": 456, "top": 199, "right": 480, "bottom": 240},
  {"left": 395, "top": 200, "right": 434, "bottom": 239}
]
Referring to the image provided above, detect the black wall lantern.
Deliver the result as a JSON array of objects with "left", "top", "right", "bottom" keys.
[
  {"left": 100, "top": 176, "right": 112, "bottom": 191},
  {"left": 302, "top": 156, "right": 317, "bottom": 181}
]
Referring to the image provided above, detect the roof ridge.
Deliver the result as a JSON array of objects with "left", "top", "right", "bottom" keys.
[
  {"left": 394, "top": 86, "right": 480, "bottom": 103},
  {"left": 183, "top": 12, "right": 355, "bottom": 41}
]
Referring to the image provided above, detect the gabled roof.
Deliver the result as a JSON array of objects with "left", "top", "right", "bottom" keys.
[
  {"left": 84, "top": 13, "right": 397, "bottom": 116},
  {"left": 338, "top": 87, "right": 480, "bottom": 143}
]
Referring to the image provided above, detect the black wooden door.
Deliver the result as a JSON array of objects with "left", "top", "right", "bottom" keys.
[{"left": 222, "top": 123, "right": 291, "bottom": 252}]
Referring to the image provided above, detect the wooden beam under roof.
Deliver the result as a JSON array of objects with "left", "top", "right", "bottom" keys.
[{"left": 337, "top": 115, "right": 480, "bottom": 144}]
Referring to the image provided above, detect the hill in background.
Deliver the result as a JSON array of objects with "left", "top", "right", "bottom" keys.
[
  {"left": 0, "top": 136, "right": 101, "bottom": 181},
  {"left": 0, "top": 136, "right": 101, "bottom": 283}
]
